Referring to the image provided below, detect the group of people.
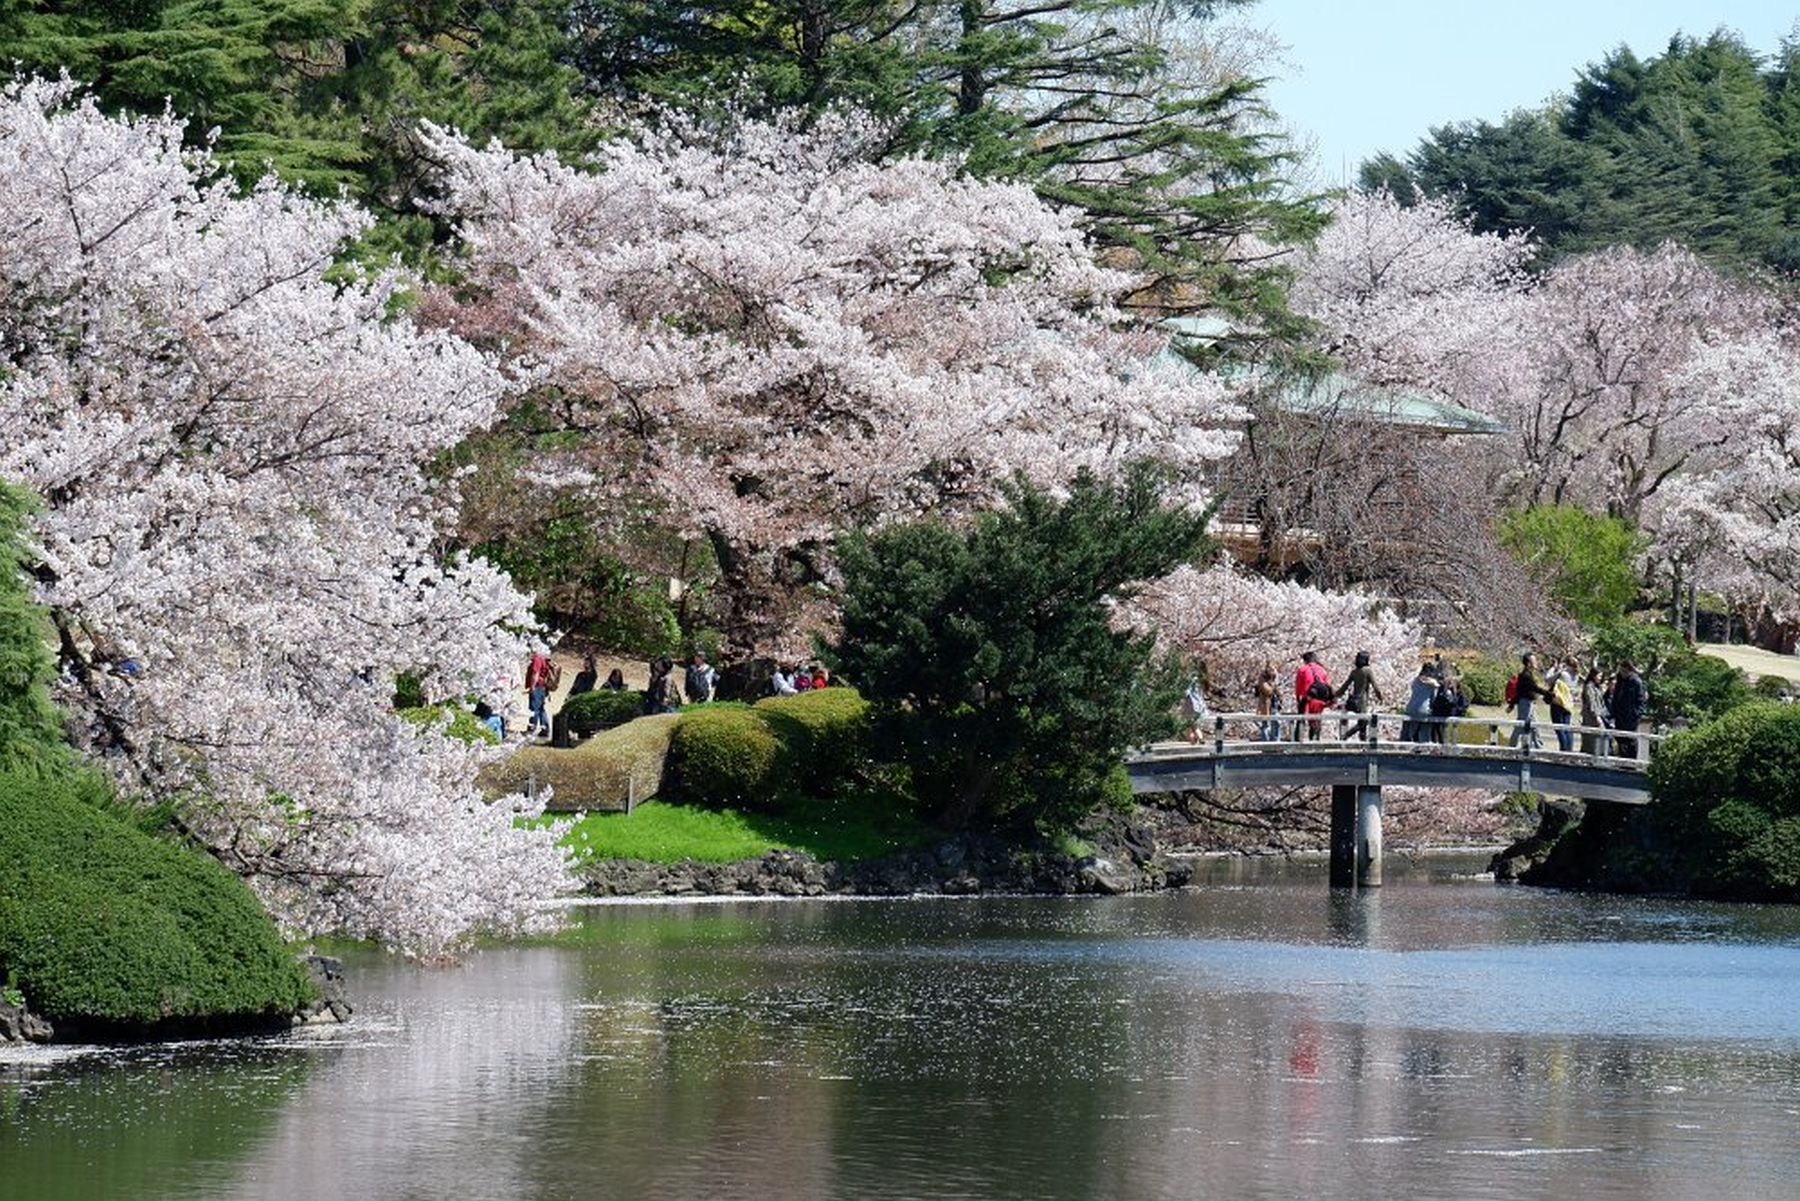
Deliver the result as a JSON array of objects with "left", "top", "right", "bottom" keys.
[
  {"left": 511, "top": 650, "right": 843, "bottom": 740},
  {"left": 1505, "top": 652, "right": 1648, "bottom": 758},
  {"left": 771, "top": 663, "right": 831, "bottom": 695},
  {"left": 1209, "top": 649, "right": 1650, "bottom": 759}
]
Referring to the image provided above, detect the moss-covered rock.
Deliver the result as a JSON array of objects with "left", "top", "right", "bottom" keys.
[{"left": 0, "top": 772, "right": 314, "bottom": 1038}]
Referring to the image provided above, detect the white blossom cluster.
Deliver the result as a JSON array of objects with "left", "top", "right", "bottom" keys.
[
  {"left": 0, "top": 79, "right": 571, "bottom": 953},
  {"left": 427, "top": 111, "right": 1245, "bottom": 654}
]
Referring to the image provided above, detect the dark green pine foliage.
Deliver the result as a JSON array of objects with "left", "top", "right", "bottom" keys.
[
  {"left": 830, "top": 467, "right": 1212, "bottom": 834},
  {"left": 1364, "top": 30, "right": 1798, "bottom": 273},
  {"left": 568, "top": 0, "right": 1322, "bottom": 340},
  {"left": 0, "top": 1, "right": 595, "bottom": 250}
]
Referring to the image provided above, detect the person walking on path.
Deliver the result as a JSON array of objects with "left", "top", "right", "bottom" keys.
[
  {"left": 1403, "top": 661, "right": 1439, "bottom": 743},
  {"left": 1509, "top": 653, "right": 1550, "bottom": 748},
  {"left": 524, "top": 649, "right": 556, "bottom": 739},
  {"left": 1254, "top": 665, "right": 1281, "bottom": 741},
  {"left": 1294, "top": 652, "right": 1332, "bottom": 742},
  {"left": 684, "top": 653, "right": 718, "bottom": 704},
  {"left": 1580, "top": 666, "right": 1612, "bottom": 757},
  {"left": 1334, "top": 650, "right": 1383, "bottom": 741},
  {"left": 1611, "top": 661, "right": 1648, "bottom": 759},
  {"left": 644, "top": 656, "right": 681, "bottom": 715},
  {"left": 1549, "top": 660, "right": 1577, "bottom": 752},
  {"left": 1430, "top": 670, "right": 1466, "bottom": 744}
]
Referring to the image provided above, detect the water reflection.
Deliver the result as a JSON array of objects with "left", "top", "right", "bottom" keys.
[{"left": 6, "top": 858, "right": 1800, "bottom": 1201}]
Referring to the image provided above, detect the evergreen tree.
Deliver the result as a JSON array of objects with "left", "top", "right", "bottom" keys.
[
  {"left": 830, "top": 467, "right": 1212, "bottom": 832},
  {"left": 1365, "top": 29, "right": 1796, "bottom": 274}
]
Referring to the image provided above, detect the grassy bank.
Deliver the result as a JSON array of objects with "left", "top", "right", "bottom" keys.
[{"left": 546, "top": 795, "right": 939, "bottom": 866}]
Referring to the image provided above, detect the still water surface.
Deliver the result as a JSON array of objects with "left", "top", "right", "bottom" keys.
[{"left": 5, "top": 855, "right": 1800, "bottom": 1201}]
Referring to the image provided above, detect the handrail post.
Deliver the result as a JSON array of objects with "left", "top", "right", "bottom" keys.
[{"left": 1214, "top": 714, "right": 1226, "bottom": 756}]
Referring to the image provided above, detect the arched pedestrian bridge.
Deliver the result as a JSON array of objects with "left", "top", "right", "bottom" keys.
[{"left": 1124, "top": 711, "right": 1665, "bottom": 888}]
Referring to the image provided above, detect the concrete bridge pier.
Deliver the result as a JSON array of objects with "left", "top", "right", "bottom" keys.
[
  {"left": 1356, "top": 784, "right": 1382, "bottom": 888},
  {"left": 1330, "top": 783, "right": 1384, "bottom": 888}
]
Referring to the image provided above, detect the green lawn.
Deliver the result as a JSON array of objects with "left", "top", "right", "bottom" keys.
[{"left": 548, "top": 795, "right": 940, "bottom": 865}]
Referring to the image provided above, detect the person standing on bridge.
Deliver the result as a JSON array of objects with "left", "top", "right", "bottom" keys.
[
  {"left": 1509, "top": 653, "right": 1550, "bottom": 748},
  {"left": 1611, "top": 661, "right": 1647, "bottom": 759},
  {"left": 1295, "top": 652, "right": 1332, "bottom": 741},
  {"left": 1580, "top": 665, "right": 1612, "bottom": 757},
  {"left": 1254, "top": 665, "right": 1281, "bottom": 741},
  {"left": 1402, "top": 661, "right": 1439, "bottom": 743},
  {"left": 1334, "top": 650, "right": 1383, "bottom": 741}
]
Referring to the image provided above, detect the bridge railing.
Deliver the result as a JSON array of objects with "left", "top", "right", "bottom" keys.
[{"left": 1172, "top": 710, "right": 1664, "bottom": 767}]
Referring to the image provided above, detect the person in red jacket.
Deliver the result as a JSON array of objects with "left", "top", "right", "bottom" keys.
[{"left": 1294, "top": 651, "right": 1332, "bottom": 741}]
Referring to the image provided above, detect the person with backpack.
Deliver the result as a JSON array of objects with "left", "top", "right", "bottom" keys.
[
  {"left": 644, "top": 656, "right": 682, "bottom": 715},
  {"left": 1334, "top": 650, "right": 1383, "bottom": 741},
  {"left": 524, "top": 650, "right": 557, "bottom": 739},
  {"left": 1611, "top": 660, "right": 1648, "bottom": 759},
  {"left": 1294, "top": 652, "right": 1333, "bottom": 742},
  {"left": 1548, "top": 659, "right": 1577, "bottom": 752},
  {"left": 1508, "top": 653, "right": 1550, "bottom": 748},
  {"left": 684, "top": 652, "right": 718, "bottom": 704},
  {"left": 1430, "top": 671, "right": 1466, "bottom": 744}
]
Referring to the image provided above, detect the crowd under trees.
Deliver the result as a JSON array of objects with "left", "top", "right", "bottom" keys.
[{"left": 2, "top": 7, "right": 1799, "bottom": 945}]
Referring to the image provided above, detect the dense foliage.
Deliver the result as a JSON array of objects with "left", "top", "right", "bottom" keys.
[
  {"left": 1643, "top": 704, "right": 1800, "bottom": 900},
  {"left": 1361, "top": 31, "right": 1800, "bottom": 273},
  {"left": 831, "top": 469, "right": 1209, "bottom": 832},
  {"left": 0, "top": 481, "right": 66, "bottom": 779},
  {"left": 0, "top": 772, "right": 315, "bottom": 1033},
  {"left": 1498, "top": 506, "right": 1644, "bottom": 627}
]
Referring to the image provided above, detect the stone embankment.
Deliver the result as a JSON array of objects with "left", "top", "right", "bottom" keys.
[{"left": 580, "top": 811, "right": 1195, "bottom": 899}]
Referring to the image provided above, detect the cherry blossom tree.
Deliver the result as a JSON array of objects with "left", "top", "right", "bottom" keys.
[
  {"left": 1122, "top": 562, "right": 1422, "bottom": 708},
  {"left": 0, "top": 79, "right": 571, "bottom": 953},
  {"left": 1654, "top": 331, "right": 1800, "bottom": 620},
  {"left": 426, "top": 112, "right": 1244, "bottom": 658}
]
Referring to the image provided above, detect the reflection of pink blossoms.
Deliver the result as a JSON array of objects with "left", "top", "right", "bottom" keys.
[{"left": 0, "top": 80, "right": 569, "bottom": 954}]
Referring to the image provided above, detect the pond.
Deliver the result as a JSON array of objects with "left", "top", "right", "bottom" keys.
[{"left": 6, "top": 855, "right": 1800, "bottom": 1200}]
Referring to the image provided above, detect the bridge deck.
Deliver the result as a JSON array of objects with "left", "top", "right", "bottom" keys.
[{"left": 1126, "top": 712, "right": 1658, "bottom": 804}]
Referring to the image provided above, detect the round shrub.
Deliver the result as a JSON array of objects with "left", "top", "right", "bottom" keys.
[
  {"left": 754, "top": 687, "right": 869, "bottom": 788},
  {"left": 1457, "top": 657, "right": 1511, "bottom": 707},
  {"left": 0, "top": 773, "right": 314, "bottom": 1035},
  {"left": 666, "top": 706, "right": 784, "bottom": 808},
  {"left": 1646, "top": 703, "right": 1800, "bottom": 900},
  {"left": 560, "top": 688, "right": 646, "bottom": 732}
]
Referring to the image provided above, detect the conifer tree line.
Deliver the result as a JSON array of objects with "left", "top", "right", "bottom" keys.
[{"left": 1360, "top": 29, "right": 1800, "bottom": 275}]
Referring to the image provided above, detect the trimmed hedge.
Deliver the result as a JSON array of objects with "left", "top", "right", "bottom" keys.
[
  {"left": 753, "top": 688, "right": 870, "bottom": 784},
  {"left": 0, "top": 772, "right": 314, "bottom": 1035},
  {"left": 560, "top": 688, "right": 645, "bottom": 731},
  {"left": 664, "top": 688, "right": 870, "bottom": 809},
  {"left": 666, "top": 705, "right": 784, "bottom": 808},
  {"left": 479, "top": 713, "right": 679, "bottom": 811}
]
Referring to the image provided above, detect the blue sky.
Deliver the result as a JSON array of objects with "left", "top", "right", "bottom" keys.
[{"left": 1252, "top": 0, "right": 1800, "bottom": 182}]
